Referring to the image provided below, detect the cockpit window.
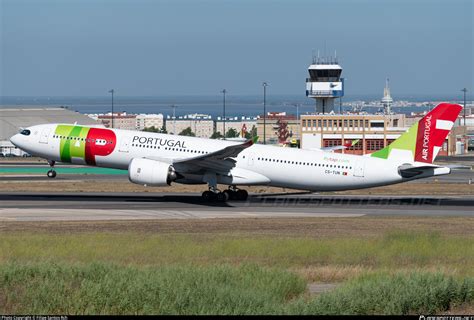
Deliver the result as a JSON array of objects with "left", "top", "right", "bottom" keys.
[{"left": 20, "top": 129, "right": 31, "bottom": 136}]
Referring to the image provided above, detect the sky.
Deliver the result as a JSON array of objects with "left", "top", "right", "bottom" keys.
[{"left": 0, "top": 0, "right": 472, "bottom": 97}]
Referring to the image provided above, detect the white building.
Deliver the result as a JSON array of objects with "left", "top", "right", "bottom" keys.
[
  {"left": 91, "top": 112, "right": 137, "bottom": 130},
  {"left": 166, "top": 114, "right": 214, "bottom": 137},
  {"left": 136, "top": 113, "right": 164, "bottom": 131}
]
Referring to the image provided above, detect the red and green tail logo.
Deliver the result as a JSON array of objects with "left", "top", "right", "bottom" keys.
[
  {"left": 371, "top": 103, "right": 462, "bottom": 163},
  {"left": 55, "top": 125, "right": 117, "bottom": 165}
]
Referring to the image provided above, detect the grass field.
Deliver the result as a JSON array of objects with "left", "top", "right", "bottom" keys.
[
  {"left": 1, "top": 217, "right": 473, "bottom": 314},
  {"left": 1, "top": 263, "right": 471, "bottom": 315}
]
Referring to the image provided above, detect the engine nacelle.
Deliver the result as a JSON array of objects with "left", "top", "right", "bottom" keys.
[{"left": 128, "top": 158, "right": 176, "bottom": 186}]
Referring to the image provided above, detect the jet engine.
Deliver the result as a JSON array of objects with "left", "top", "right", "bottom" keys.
[{"left": 128, "top": 158, "right": 177, "bottom": 186}]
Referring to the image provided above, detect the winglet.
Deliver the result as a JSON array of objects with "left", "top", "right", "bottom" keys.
[
  {"left": 241, "top": 136, "right": 259, "bottom": 148},
  {"left": 343, "top": 139, "right": 359, "bottom": 148}
]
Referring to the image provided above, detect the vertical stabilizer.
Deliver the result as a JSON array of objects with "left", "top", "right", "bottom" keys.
[{"left": 371, "top": 103, "right": 462, "bottom": 164}]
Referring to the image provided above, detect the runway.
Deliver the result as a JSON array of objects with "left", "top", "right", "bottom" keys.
[{"left": 0, "top": 192, "right": 473, "bottom": 221}]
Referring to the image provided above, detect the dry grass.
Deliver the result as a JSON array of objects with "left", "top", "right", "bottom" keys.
[
  {"left": 444, "top": 303, "right": 474, "bottom": 315},
  {"left": 1, "top": 216, "right": 474, "bottom": 237},
  {"left": 293, "top": 265, "right": 369, "bottom": 282}
]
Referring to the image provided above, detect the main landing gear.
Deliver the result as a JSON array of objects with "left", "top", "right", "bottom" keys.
[
  {"left": 201, "top": 186, "right": 248, "bottom": 202},
  {"left": 47, "top": 160, "right": 57, "bottom": 178}
]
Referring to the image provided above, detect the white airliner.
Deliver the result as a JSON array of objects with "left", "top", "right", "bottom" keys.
[{"left": 10, "top": 103, "right": 462, "bottom": 201}]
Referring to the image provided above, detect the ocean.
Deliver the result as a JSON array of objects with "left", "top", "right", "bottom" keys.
[{"left": 0, "top": 95, "right": 459, "bottom": 118}]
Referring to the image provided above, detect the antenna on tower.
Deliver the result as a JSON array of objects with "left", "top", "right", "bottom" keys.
[{"left": 324, "top": 41, "right": 327, "bottom": 57}]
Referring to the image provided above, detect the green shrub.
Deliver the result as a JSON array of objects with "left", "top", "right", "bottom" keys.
[
  {"left": 289, "top": 272, "right": 473, "bottom": 315},
  {"left": 1, "top": 263, "right": 472, "bottom": 315},
  {"left": 0, "top": 262, "right": 305, "bottom": 314}
]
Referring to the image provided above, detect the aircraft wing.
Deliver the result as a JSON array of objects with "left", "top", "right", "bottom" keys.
[{"left": 171, "top": 136, "right": 258, "bottom": 174}]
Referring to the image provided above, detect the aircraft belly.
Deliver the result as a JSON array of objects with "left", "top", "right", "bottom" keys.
[{"left": 94, "top": 152, "right": 131, "bottom": 170}]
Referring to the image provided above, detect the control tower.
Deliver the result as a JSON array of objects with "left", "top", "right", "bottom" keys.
[
  {"left": 381, "top": 78, "right": 393, "bottom": 115},
  {"left": 305, "top": 54, "right": 344, "bottom": 114}
]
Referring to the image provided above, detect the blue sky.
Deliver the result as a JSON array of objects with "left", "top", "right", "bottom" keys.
[{"left": 1, "top": 0, "right": 472, "bottom": 97}]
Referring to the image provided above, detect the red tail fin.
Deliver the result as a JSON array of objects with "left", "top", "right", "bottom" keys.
[{"left": 414, "top": 103, "right": 462, "bottom": 163}]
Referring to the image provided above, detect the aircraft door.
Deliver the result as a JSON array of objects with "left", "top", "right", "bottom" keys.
[
  {"left": 353, "top": 160, "right": 365, "bottom": 177},
  {"left": 39, "top": 127, "right": 50, "bottom": 144},
  {"left": 247, "top": 153, "right": 255, "bottom": 166},
  {"left": 119, "top": 136, "right": 131, "bottom": 153}
]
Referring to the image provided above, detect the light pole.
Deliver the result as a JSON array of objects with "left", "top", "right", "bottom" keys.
[
  {"left": 461, "top": 88, "right": 467, "bottom": 126},
  {"left": 291, "top": 103, "right": 300, "bottom": 121},
  {"left": 108, "top": 89, "right": 114, "bottom": 128},
  {"left": 262, "top": 82, "right": 268, "bottom": 144},
  {"left": 171, "top": 104, "right": 178, "bottom": 134},
  {"left": 222, "top": 89, "right": 227, "bottom": 139}
]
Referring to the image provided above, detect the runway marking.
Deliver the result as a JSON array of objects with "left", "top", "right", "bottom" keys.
[{"left": 0, "top": 208, "right": 366, "bottom": 221}]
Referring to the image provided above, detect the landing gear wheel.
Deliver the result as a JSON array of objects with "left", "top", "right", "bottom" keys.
[
  {"left": 223, "top": 189, "right": 235, "bottom": 200},
  {"left": 236, "top": 189, "right": 248, "bottom": 201},
  {"left": 47, "top": 170, "right": 57, "bottom": 178},
  {"left": 202, "top": 191, "right": 215, "bottom": 202},
  {"left": 216, "top": 191, "right": 229, "bottom": 202}
]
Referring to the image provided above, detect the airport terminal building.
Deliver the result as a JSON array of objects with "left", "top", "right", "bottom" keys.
[
  {"left": 0, "top": 107, "right": 100, "bottom": 156},
  {"left": 299, "top": 113, "right": 468, "bottom": 156}
]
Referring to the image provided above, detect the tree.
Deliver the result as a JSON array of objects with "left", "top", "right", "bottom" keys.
[
  {"left": 225, "top": 128, "right": 238, "bottom": 138},
  {"left": 276, "top": 119, "right": 290, "bottom": 144},
  {"left": 210, "top": 131, "right": 224, "bottom": 139},
  {"left": 179, "top": 127, "right": 195, "bottom": 137},
  {"left": 143, "top": 126, "right": 159, "bottom": 132},
  {"left": 143, "top": 125, "right": 167, "bottom": 133},
  {"left": 244, "top": 125, "right": 258, "bottom": 139}
]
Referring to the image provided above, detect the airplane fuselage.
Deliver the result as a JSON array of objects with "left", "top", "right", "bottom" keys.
[{"left": 10, "top": 123, "right": 410, "bottom": 191}]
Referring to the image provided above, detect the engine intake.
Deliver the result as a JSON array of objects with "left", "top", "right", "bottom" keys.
[{"left": 128, "top": 158, "right": 176, "bottom": 186}]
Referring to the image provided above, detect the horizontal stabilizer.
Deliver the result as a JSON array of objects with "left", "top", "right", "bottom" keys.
[{"left": 398, "top": 164, "right": 450, "bottom": 178}]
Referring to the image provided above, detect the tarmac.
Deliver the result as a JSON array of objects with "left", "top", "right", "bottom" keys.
[
  {"left": 0, "top": 192, "right": 472, "bottom": 221},
  {"left": 1, "top": 159, "right": 472, "bottom": 221}
]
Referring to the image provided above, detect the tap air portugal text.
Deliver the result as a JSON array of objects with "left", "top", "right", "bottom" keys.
[{"left": 10, "top": 103, "right": 462, "bottom": 201}]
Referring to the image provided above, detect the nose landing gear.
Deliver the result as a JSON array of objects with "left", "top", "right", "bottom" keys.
[{"left": 47, "top": 160, "right": 57, "bottom": 178}]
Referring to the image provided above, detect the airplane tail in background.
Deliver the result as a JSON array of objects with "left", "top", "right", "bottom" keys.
[{"left": 371, "top": 103, "right": 462, "bottom": 164}]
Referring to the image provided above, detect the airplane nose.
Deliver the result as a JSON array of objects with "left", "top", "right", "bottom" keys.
[{"left": 9, "top": 134, "right": 21, "bottom": 147}]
